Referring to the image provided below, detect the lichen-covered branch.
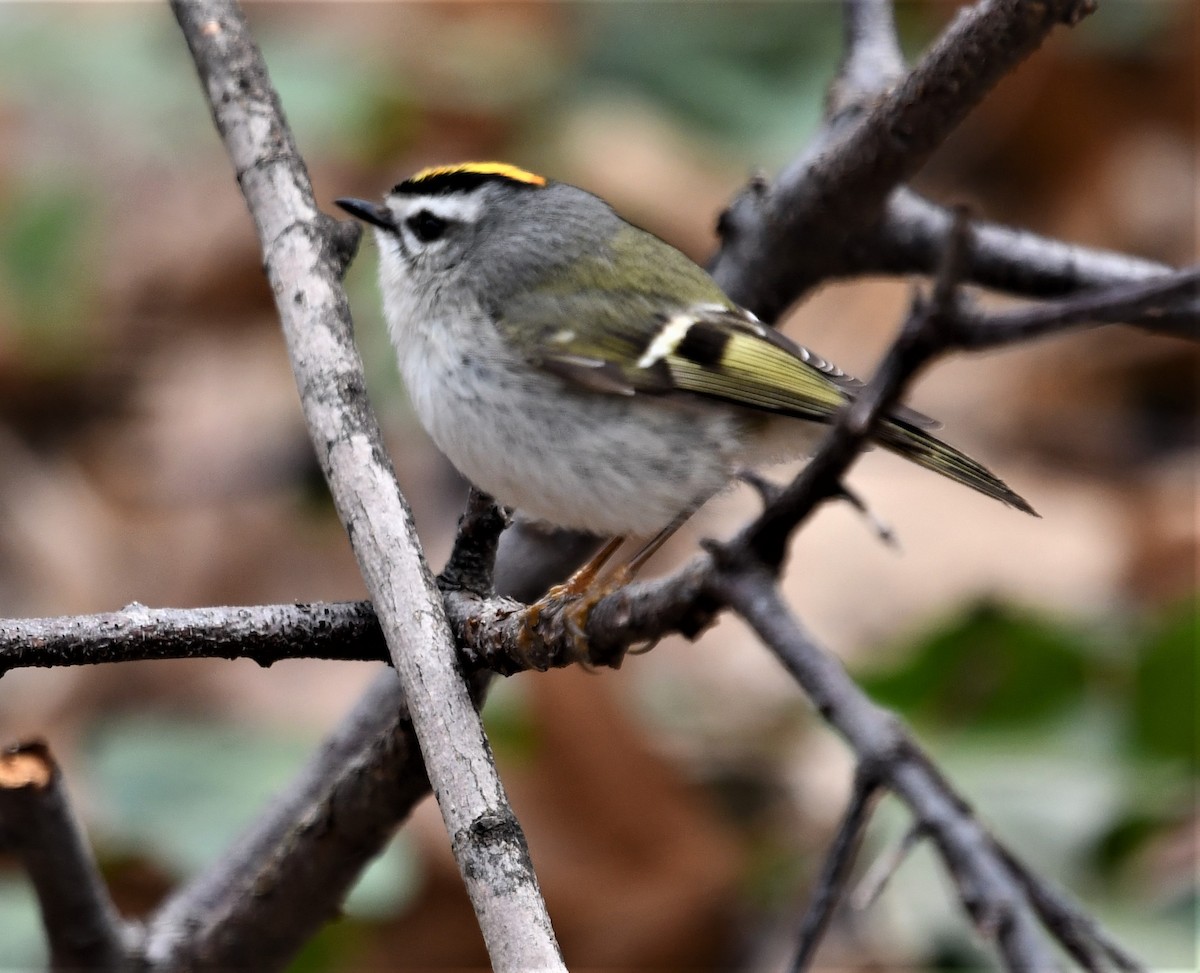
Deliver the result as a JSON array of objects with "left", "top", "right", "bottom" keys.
[{"left": 169, "top": 1, "right": 562, "bottom": 969}]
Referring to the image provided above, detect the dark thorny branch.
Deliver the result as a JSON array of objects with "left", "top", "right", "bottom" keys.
[
  {"left": 717, "top": 570, "right": 1070, "bottom": 972},
  {"left": 0, "top": 0, "right": 1191, "bottom": 969},
  {"left": 873, "top": 190, "right": 1200, "bottom": 335},
  {"left": 710, "top": 0, "right": 1105, "bottom": 318},
  {"left": 0, "top": 602, "right": 387, "bottom": 675}
]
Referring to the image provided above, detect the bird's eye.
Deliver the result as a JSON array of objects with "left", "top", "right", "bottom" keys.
[{"left": 406, "top": 210, "right": 448, "bottom": 243}]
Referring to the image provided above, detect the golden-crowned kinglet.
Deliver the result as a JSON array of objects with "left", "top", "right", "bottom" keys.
[{"left": 336, "top": 162, "right": 1034, "bottom": 542}]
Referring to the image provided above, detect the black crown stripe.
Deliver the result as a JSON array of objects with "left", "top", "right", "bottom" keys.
[{"left": 392, "top": 163, "right": 548, "bottom": 197}]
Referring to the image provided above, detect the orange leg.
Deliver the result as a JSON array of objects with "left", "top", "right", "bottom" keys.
[
  {"left": 544, "top": 535, "right": 625, "bottom": 599},
  {"left": 622, "top": 506, "right": 693, "bottom": 579}
]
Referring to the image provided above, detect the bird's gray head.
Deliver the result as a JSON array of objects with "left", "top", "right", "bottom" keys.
[{"left": 336, "top": 163, "right": 621, "bottom": 305}]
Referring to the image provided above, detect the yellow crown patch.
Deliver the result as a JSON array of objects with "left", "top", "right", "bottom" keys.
[{"left": 410, "top": 162, "right": 547, "bottom": 187}]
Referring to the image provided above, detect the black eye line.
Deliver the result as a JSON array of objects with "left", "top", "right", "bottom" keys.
[{"left": 406, "top": 209, "right": 450, "bottom": 244}]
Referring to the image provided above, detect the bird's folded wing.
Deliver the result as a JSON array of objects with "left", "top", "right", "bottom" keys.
[{"left": 499, "top": 294, "right": 939, "bottom": 428}]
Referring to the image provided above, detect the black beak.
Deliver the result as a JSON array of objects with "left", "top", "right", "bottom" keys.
[{"left": 335, "top": 197, "right": 396, "bottom": 232}]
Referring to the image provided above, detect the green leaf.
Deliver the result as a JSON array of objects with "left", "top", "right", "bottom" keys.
[
  {"left": 84, "top": 716, "right": 419, "bottom": 918},
  {"left": 86, "top": 717, "right": 320, "bottom": 874},
  {"left": 0, "top": 876, "right": 48, "bottom": 970},
  {"left": 572, "top": 3, "right": 842, "bottom": 159},
  {"left": 0, "top": 186, "right": 98, "bottom": 365},
  {"left": 286, "top": 917, "right": 367, "bottom": 973},
  {"left": 1128, "top": 598, "right": 1198, "bottom": 769},
  {"left": 861, "top": 601, "right": 1090, "bottom": 731},
  {"left": 482, "top": 678, "right": 542, "bottom": 766}
]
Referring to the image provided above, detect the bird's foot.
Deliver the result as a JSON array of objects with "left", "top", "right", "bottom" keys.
[{"left": 516, "top": 559, "right": 635, "bottom": 670}]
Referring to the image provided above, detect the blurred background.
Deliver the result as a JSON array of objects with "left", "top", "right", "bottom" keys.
[{"left": 0, "top": 2, "right": 1194, "bottom": 969}]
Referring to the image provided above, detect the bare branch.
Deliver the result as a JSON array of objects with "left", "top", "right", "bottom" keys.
[
  {"left": 790, "top": 770, "right": 883, "bottom": 972},
  {"left": 438, "top": 489, "right": 510, "bottom": 596},
  {"left": 170, "top": 1, "right": 562, "bottom": 968},
  {"left": 712, "top": 0, "right": 1097, "bottom": 319},
  {"left": 129, "top": 494, "right": 534, "bottom": 970},
  {"left": 728, "top": 211, "right": 975, "bottom": 571},
  {"left": 0, "top": 2, "right": 1166, "bottom": 969},
  {"left": 732, "top": 9, "right": 1198, "bottom": 335},
  {"left": 997, "top": 846, "right": 1147, "bottom": 973},
  {"left": 140, "top": 670, "right": 430, "bottom": 971},
  {"left": 829, "top": 0, "right": 906, "bottom": 117},
  {"left": 0, "top": 741, "right": 129, "bottom": 971},
  {"left": 956, "top": 265, "right": 1200, "bottom": 347},
  {"left": 33, "top": 221, "right": 1174, "bottom": 694},
  {"left": 446, "top": 555, "right": 719, "bottom": 675},
  {"left": 716, "top": 569, "right": 1066, "bottom": 972},
  {"left": 872, "top": 190, "right": 1200, "bottom": 332},
  {"left": 850, "top": 821, "right": 926, "bottom": 911},
  {"left": 0, "top": 601, "right": 386, "bottom": 675},
  {"left": 136, "top": 494, "right": 516, "bottom": 971},
  {"left": 0, "top": 206, "right": 1172, "bottom": 967}
]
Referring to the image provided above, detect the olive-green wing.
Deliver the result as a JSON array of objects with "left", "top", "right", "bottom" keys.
[
  {"left": 656, "top": 310, "right": 853, "bottom": 421},
  {"left": 498, "top": 292, "right": 852, "bottom": 421},
  {"left": 495, "top": 293, "right": 1034, "bottom": 514}
]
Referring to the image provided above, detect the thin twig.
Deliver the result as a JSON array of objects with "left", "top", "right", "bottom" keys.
[
  {"left": 790, "top": 770, "right": 884, "bottom": 972},
  {"left": 875, "top": 190, "right": 1200, "bottom": 325},
  {"left": 849, "top": 821, "right": 926, "bottom": 911},
  {"left": 956, "top": 266, "right": 1200, "bottom": 347},
  {"left": 0, "top": 741, "right": 129, "bottom": 971},
  {"left": 728, "top": 209, "right": 974, "bottom": 571},
  {"left": 997, "top": 844, "right": 1148, "bottom": 973},
  {"left": 829, "top": 0, "right": 906, "bottom": 117}
]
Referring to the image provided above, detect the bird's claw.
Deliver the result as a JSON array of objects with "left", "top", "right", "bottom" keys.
[{"left": 515, "top": 564, "right": 633, "bottom": 671}]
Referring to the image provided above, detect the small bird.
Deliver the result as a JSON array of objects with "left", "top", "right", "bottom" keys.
[{"left": 337, "top": 162, "right": 1034, "bottom": 561}]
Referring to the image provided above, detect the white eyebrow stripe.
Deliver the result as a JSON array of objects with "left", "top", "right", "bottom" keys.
[
  {"left": 637, "top": 314, "right": 694, "bottom": 369},
  {"left": 391, "top": 193, "right": 484, "bottom": 225}
]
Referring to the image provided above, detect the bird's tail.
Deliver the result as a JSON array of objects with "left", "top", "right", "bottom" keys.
[{"left": 876, "top": 419, "right": 1038, "bottom": 516}]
